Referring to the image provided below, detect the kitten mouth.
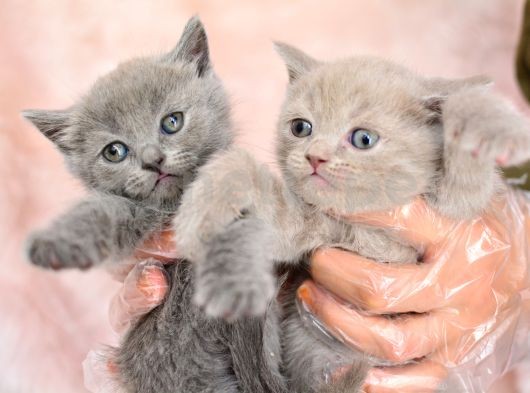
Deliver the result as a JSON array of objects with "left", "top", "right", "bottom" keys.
[
  {"left": 154, "top": 172, "right": 177, "bottom": 187},
  {"left": 309, "top": 171, "right": 331, "bottom": 187}
]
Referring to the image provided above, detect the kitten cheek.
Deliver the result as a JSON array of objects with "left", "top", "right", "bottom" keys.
[{"left": 287, "top": 153, "right": 311, "bottom": 175}]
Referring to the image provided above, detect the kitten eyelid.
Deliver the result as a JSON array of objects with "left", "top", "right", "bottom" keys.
[
  {"left": 283, "top": 108, "right": 313, "bottom": 123},
  {"left": 94, "top": 131, "right": 132, "bottom": 147},
  {"left": 99, "top": 140, "right": 128, "bottom": 152},
  {"left": 347, "top": 124, "right": 387, "bottom": 141}
]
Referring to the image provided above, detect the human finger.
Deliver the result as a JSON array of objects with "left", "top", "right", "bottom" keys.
[
  {"left": 311, "top": 249, "right": 439, "bottom": 314},
  {"left": 108, "top": 259, "right": 169, "bottom": 333},
  {"left": 297, "top": 281, "right": 453, "bottom": 363},
  {"left": 363, "top": 360, "right": 447, "bottom": 393},
  {"left": 334, "top": 198, "right": 453, "bottom": 245},
  {"left": 134, "top": 229, "right": 178, "bottom": 261}
]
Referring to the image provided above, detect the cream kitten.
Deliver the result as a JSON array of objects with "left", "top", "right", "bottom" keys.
[{"left": 174, "top": 43, "right": 530, "bottom": 392}]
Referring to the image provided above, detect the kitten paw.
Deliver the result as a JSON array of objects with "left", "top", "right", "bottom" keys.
[
  {"left": 27, "top": 232, "right": 95, "bottom": 270},
  {"left": 193, "top": 216, "right": 276, "bottom": 320},
  {"left": 443, "top": 89, "right": 530, "bottom": 167},
  {"left": 195, "top": 266, "right": 275, "bottom": 321}
]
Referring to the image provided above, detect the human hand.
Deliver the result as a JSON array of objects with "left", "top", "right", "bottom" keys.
[
  {"left": 108, "top": 230, "right": 175, "bottom": 333},
  {"left": 297, "top": 190, "right": 530, "bottom": 392}
]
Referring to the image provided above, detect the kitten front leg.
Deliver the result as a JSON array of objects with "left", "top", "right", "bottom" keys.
[
  {"left": 195, "top": 217, "right": 276, "bottom": 319},
  {"left": 175, "top": 148, "right": 298, "bottom": 319},
  {"left": 433, "top": 87, "right": 530, "bottom": 219},
  {"left": 27, "top": 195, "right": 164, "bottom": 270}
]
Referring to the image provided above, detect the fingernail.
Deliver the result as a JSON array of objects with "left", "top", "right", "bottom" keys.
[
  {"left": 365, "top": 368, "right": 383, "bottom": 385},
  {"left": 106, "top": 359, "right": 119, "bottom": 375},
  {"left": 297, "top": 283, "right": 316, "bottom": 311},
  {"left": 137, "top": 267, "right": 168, "bottom": 301}
]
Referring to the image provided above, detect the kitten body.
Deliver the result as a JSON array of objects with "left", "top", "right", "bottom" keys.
[
  {"left": 174, "top": 44, "right": 530, "bottom": 392},
  {"left": 117, "top": 260, "right": 286, "bottom": 393},
  {"left": 24, "top": 18, "right": 287, "bottom": 393}
]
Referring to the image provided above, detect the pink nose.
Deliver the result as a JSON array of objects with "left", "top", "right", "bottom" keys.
[{"left": 306, "top": 154, "right": 328, "bottom": 170}]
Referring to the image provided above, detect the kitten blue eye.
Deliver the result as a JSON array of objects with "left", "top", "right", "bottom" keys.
[
  {"left": 350, "top": 129, "right": 379, "bottom": 149},
  {"left": 102, "top": 142, "right": 128, "bottom": 163},
  {"left": 291, "top": 119, "right": 312, "bottom": 138},
  {"left": 161, "top": 112, "right": 184, "bottom": 134}
]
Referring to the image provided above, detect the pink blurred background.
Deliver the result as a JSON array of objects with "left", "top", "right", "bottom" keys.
[{"left": 1, "top": 0, "right": 529, "bottom": 391}]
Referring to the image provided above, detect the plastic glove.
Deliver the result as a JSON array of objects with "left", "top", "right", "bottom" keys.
[
  {"left": 297, "top": 190, "right": 530, "bottom": 392},
  {"left": 108, "top": 229, "right": 176, "bottom": 333},
  {"left": 83, "top": 230, "right": 176, "bottom": 393}
]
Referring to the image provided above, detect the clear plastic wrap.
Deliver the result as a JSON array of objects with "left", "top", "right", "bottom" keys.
[
  {"left": 106, "top": 229, "right": 176, "bottom": 333},
  {"left": 296, "top": 189, "right": 530, "bottom": 392},
  {"left": 84, "top": 231, "right": 176, "bottom": 393},
  {"left": 108, "top": 259, "right": 170, "bottom": 333}
]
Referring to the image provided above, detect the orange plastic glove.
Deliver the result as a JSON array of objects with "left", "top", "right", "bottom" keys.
[{"left": 297, "top": 190, "right": 530, "bottom": 392}]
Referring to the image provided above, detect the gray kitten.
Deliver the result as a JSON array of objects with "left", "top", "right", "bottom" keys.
[
  {"left": 23, "top": 18, "right": 288, "bottom": 393},
  {"left": 174, "top": 43, "right": 530, "bottom": 392}
]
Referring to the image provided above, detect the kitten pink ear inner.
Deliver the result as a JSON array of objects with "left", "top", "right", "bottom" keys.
[
  {"left": 22, "top": 108, "right": 73, "bottom": 152},
  {"left": 274, "top": 41, "right": 320, "bottom": 83},
  {"left": 163, "top": 16, "right": 211, "bottom": 77}
]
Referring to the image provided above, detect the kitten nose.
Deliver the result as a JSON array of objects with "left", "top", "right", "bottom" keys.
[
  {"left": 305, "top": 154, "right": 328, "bottom": 171},
  {"left": 141, "top": 145, "right": 165, "bottom": 172}
]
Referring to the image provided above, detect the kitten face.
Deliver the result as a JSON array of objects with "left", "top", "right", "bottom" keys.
[
  {"left": 275, "top": 44, "right": 481, "bottom": 214},
  {"left": 69, "top": 59, "right": 230, "bottom": 207},
  {"left": 23, "top": 17, "right": 232, "bottom": 209}
]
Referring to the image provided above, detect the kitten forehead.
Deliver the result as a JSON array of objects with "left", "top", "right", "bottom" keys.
[
  {"left": 282, "top": 56, "right": 429, "bottom": 134},
  {"left": 297, "top": 58, "right": 422, "bottom": 108},
  {"left": 77, "top": 59, "right": 200, "bottom": 127}
]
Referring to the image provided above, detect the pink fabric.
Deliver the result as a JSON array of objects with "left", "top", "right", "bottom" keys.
[{"left": 1, "top": 1, "right": 527, "bottom": 392}]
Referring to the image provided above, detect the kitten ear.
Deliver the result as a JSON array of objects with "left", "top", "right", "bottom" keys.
[
  {"left": 420, "top": 96, "right": 445, "bottom": 124},
  {"left": 22, "top": 109, "right": 72, "bottom": 151},
  {"left": 274, "top": 42, "right": 319, "bottom": 83},
  {"left": 422, "top": 75, "right": 492, "bottom": 123},
  {"left": 163, "top": 16, "right": 210, "bottom": 77}
]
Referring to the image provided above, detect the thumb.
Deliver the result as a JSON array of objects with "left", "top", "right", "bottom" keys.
[{"left": 108, "top": 259, "right": 169, "bottom": 333}]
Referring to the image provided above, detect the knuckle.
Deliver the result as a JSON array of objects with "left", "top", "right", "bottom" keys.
[
  {"left": 383, "top": 342, "right": 410, "bottom": 363},
  {"left": 355, "top": 287, "right": 388, "bottom": 311},
  {"left": 380, "top": 329, "right": 430, "bottom": 363}
]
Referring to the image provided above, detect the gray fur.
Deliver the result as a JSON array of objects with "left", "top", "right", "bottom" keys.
[
  {"left": 27, "top": 195, "right": 164, "bottom": 270},
  {"left": 196, "top": 217, "right": 276, "bottom": 320},
  {"left": 23, "top": 16, "right": 233, "bottom": 269},
  {"left": 24, "top": 17, "right": 288, "bottom": 393},
  {"left": 117, "top": 261, "right": 286, "bottom": 393},
  {"left": 175, "top": 43, "right": 530, "bottom": 392}
]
